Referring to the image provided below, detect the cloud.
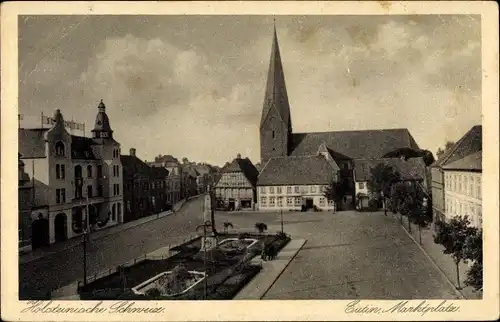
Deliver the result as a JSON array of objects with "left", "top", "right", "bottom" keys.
[{"left": 19, "top": 15, "right": 481, "bottom": 164}]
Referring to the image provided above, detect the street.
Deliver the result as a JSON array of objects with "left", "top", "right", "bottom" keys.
[
  {"left": 215, "top": 210, "right": 461, "bottom": 300},
  {"left": 19, "top": 197, "right": 205, "bottom": 299}
]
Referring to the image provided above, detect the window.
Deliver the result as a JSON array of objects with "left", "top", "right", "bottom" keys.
[
  {"left": 56, "top": 188, "right": 66, "bottom": 204},
  {"left": 287, "top": 197, "right": 293, "bottom": 206},
  {"left": 117, "top": 203, "right": 122, "bottom": 218},
  {"left": 127, "top": 201, "right": 131, "bottom": 211},
  {"left": 112, "top": 204, "right": 116, "bottom": 221},
  {"left": 277, "top": 186, "right": 282, "bottom": 194},
  {"left": 260, "top": 197, "right": 267, "bottom": 207},
  {"left": 319, "top": 197, "right": 326, "bottom": 206},
  {"left": 55, "top": 141, "right": 65, "bottom": 157},
  {"left": 87, "top": 185, "right": 93, "bottom": 198},
  {"left": 277, "top": 197, "right": 283, "bottom": 207},
  {"left": 358, "top": 182, "right": 365, "bottom": 189},
  {"left": 98, "top": 185, "right": 103, "bottom": 197},
  {"left": 269, "top": 186, "right": 274, "bottom": 194},
  {"left": 272, "top": 131, "right": 275, "bottom": 138},
  {"left": 56, "top": 164, "right": 60, "bottom": 179},
  {"left": 311, "top": 186, "right": 317, "bottom": 193},
  {"left": 269, "top": 197, "right": 276, "bottom": 207},
  {"left": 287, "top": 186, "right": 292, "bottom": 194},
  {"left": 294, "top": 186, "right": 300, "bottom": 193},
  {"left": 87, "top": 165, "right": 92, "bottom": 178},
  {"left": 97, "top": 165, "right": 103, "bottom": 178},
  {"left": 294, "top": 197, "right": 302, "bottom": 206},
  {"left": 61, "top": 164, "right": 65, "bottom": 179}
]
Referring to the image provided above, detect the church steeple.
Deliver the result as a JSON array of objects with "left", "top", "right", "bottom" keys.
[
  {"left": 91, "top": 99, "right": 113, "bottom": 139},
  {"left": 259, "top": 20, "right": 293, "bottom": 163},
  {"left": 260, "top": 20, "right": 292, "bottom": 133}
]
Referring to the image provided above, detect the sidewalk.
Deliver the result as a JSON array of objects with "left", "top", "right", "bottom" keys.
[
  {"left": 20, "top": 196, "right": 200, "bottom": 265},
  {"left": 234, "top": 238, "right": 307, "bottom": 300},
  {"left": 394, "top": 213, "right": 481, "bottom": 299}
]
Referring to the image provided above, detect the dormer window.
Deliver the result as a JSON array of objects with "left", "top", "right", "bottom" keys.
[{"left": 55, "top": 141, "right": 65, "bottom": 157}]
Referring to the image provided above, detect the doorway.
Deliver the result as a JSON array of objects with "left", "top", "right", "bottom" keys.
[
  {"left": 305, "top": 198, "right": 314, "bottom": 210},
  {"left": 31, "top": 214, "right": 50, "bottom": 249},
  {"left": 54, "top": 213, "right": 68, "bottom": 242},
  {"left": 228, "top": 200, "right": 235, "bottom": 211}
]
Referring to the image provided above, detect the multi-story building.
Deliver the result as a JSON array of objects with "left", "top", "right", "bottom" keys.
[
  {"left": 181, "top": 165, "right": 199, "bottom": 199},
  {"left": 149, "top": 155, "right": 182, "bottom": 207},
  {"left": 121, "top": 149, "right": 152, "bottom": 223},
  {"left": 193, "top": 164, "right": 213, "bottom": 194},
  {"left": 150, "top": 165, "right": 170, "bottom": 214},
  {"left": 19, "top": 101, "right": 123, "bottom": 248},
  {"left": 19, "top": 154, "right": 34, "bottom": 252},
  {"left": 430, "top": 125, "right": 482, "bottom": 226},
  {"left": 257, "top": 154, "right": 339, "bottom": 211},
  {"left": 214, "top": 154, "right": 259, "bottom": 211},
  {"left": 443, "top": 150, "right": 482, "bottom": 228},
  {"left": 353, "top": 157, "right": 428, "bottom": 208}
]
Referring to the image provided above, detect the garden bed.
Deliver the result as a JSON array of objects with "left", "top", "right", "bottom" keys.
[{"left": 79, "top": 232, "right": 290, "bottom": 300}]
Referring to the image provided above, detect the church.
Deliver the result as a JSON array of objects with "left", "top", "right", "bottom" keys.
[{"left": 256, "top": 25, "right": 422, "bottom": 211}]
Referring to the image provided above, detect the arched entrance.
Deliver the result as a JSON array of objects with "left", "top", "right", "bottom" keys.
[
  {"left": 54, "top": 213, "right": 68, "bottom": 242},
  {"left": 31, "top": 214, "right": 50, "bottom": 249}
]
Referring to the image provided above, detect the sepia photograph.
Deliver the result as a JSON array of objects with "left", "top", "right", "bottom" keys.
[{"left": 2, "top": 1, "right": 499, "bottom": 321}]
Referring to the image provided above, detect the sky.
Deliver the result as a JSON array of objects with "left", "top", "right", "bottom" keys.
[{"left": 18, "top": 15, "right": 482, "bottom": 166}]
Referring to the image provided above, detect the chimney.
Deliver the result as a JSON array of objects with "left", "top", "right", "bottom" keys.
[
  {"left": 130, "top": 148, "right": 136, "bottom": 157},
  {"left": 237, "top": 153, "right": 241, "bottom": 159}
]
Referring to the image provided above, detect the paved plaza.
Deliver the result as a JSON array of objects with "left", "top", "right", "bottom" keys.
[{"left": 215, "top": 210, "right": 462, "bottom": 300}]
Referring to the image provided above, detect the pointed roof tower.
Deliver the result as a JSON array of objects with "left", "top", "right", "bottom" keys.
[
  {"left": 260, "top": 20, "right": 292, "bottom": 132},
  {"left": 91, "top": 99, "right": 114, "bottom": 139}
]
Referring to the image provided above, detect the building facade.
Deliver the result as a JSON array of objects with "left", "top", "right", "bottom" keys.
[
  {"left": 257, "top": 155, "right": 339, "bottom": 211},
  {"left": 214, "top": 154, "right": 259, "bottom": 211},
  {"left": 149, "top": 155, "right": 182, "bottom": 207},
  {"left": 150, "top": 166, "right": 170, "bottom": 214},
  {"left": 443, "top": 151, "right": 482, "bottom": 228},
  {"left": 19, "top": 155, "right": 34, "bottom": 252},
  {"left": 121, "top": 149, "right": 153, "bottom": 223},
  {"left": 430, "top": 125, "right": 482, "bottom": 226},
  {"left": 19, "top": 101, "right": 123, "bottom": 249},
  {"left": 257, "top": 25, "right": 422, "bottom": 210}
]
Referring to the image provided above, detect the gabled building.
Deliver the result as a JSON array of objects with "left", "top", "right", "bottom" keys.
[
  {"left": 148, "top": 155, "right": 181, "bottom": 206},
  {"left": 257, "top": 24, "right": 422, "bottom": 210},
  {"left": 19, "top": 154, "right": 34, "bottom": 253},
  {"left": 353, "top": 157, "right": 427, "bottom": 208},
  {"left": 149, "top": 165, "right": 170, "bottom": 213},
  {"left": 430, "top": 125, "right": 482, "bottom": 224},
  {"left": 442, "top": 150, "right": 482, "bottom": 228},
  {"left": 181, "top": 165, "right": 199, "bottom": 199},
  {"left": 19, "top": 101, "right": 123, "bottom": 249},
  {"left": 257, "top": 154, "right": 340, "bottom": 211},
  {"left": 214, "top": 154, "right": 259, "bottom": 211}
]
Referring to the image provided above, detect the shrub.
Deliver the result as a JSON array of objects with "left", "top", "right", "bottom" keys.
[
  {"left": 238, "top": 232, "right": 251, "bottom": 240},
  {"left": 145, "top": 288, "right": 162, "bottom": 298},
  {"left": 276, "top": 231, "right": 288, "bottom": 240}
]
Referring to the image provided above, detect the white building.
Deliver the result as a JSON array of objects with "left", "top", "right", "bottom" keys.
[
  {"left": 257, "top": 154, "right": 339, "bottom": 211},
  {"left": 443, "top": 151, "right": 482, "bottom": 228},
  {"left": 19, "top": 101, "right": 123, "bottom": 249}
]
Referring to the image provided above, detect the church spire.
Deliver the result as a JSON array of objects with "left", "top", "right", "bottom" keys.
[
  {"left": 91, "top": 99, "right": 113, "bottom": 139},
  {"left": 260, "top": 19, "right": 292, "bottom": 133}
]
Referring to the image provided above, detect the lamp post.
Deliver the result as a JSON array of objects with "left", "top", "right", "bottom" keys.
[{"left": 280, "top": 208, "right": 284, "bottom": 233}]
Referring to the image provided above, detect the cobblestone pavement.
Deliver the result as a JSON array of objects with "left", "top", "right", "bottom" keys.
[
  {"left": 19, "top": 197, "right": 205, "bottom": 299},
  {"left": 215, "top": 210, "right": 462, "bottom": 300}
]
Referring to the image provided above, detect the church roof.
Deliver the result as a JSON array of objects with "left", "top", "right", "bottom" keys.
[
  {"left": 442, "top": 150, "right": 482, "bottom": 171},
  {"left": 257, "top": 155, "right": 338, "bottom": 186},
  {"left": 260, "top": 25, "right": 292, "bottom": 132},
  {"left": 221, "top": 157, "right": 259, "bottom": 186},
  {"left": 353, "top": 157, "right": 427, "bottom": 182},
  {"left": 71, "top": 135, "right": 97, "bottom": 160},
  {"left": 432, "top": 125, "right": 482, "bottom": 167},
  {"left": 19, "top": 128, "right": 48, "bottom": 158},
  {"left": 290, "top": 128, "right": 419, "bottom": 160}
]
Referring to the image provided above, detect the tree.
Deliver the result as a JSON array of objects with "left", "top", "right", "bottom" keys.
[
  {"left": 433, "top": 215, "right": 474, "bottom": 289},
  {"left": 323, "top": 179, "right": 346, "bottom": 203},
  {"left": 367, "top": 164, "right": 401, "bottom": 215},
  {"left": 182, "top": 157, "right": 189, "bottom": 165},
  {"left": 463, "top": 228, "right": 483, "bottom": 292},
  {"left": 436, "top": 141, "right": 455, "bottom": 160},
  {"left": 391, "top": 181, "right": 415, "bottom": 229},
  {"left": 255, "top": 222, "right": 268, "bottom": 235}
]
